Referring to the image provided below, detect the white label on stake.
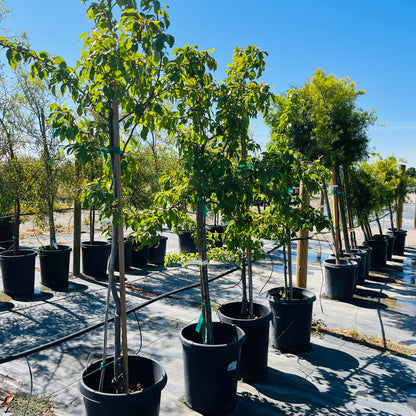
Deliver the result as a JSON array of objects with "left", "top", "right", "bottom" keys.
[{"left": 227, "top": 361, "right": 237, "bottom": 371}]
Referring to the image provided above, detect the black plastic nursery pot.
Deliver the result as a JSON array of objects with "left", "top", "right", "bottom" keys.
[
  {"left": 330, "top": 253, "right": 360, "bottom": 289},
  {"left": 108, "top": 237, "right": 133, "bottom": 272},
  {"left": 179, "top": 321, "right": 245, "bottom": 414},
  {"left": 388, "top": 228, "right": 407, "bottom": 256},
  {"left": 39, "top": 245, "right": 71, "bottom": 291},
  {"left": 384, "top": 233, "right": 395, "bottom": 261},
  {"left": 0, "top": 215, "right": 13, "bottom": 249},
  {"left": 0, "top": 248, "right": 37, "bottom": 296},
  {"left": 131, "top": 242, "right": 149, "bottom": 268},
  {"left": 79, "top": 355, "right": 167, "bottom": 416},
  {"left": 81, "top": 240, "right": 111, "bottom": 280},
  {"left": 266, "top": 287, "right": 316, "bottom": 353},
  {"left": 366, "top": 235, "right": 388, "bottom": 270},
  {"left": 217, "top": 301, "right": 272, "bottom": 382},
  {"left": 148, "top": 236, "right": 167, "bottom": 265},
  {"left": 206, "top": 224, "right": 224, "bottom": 248},
  {"left": 178, "top": 230, "right": 197, "bottom": 254},
  {"left": 350, "top": 248, "right": 367, "bottom": 285},
  {"left": 324, "top": 258, "right": 357, "bottom": 302},
  {"left": 357, "top": 245, "right": 372, "bottom": 280}
]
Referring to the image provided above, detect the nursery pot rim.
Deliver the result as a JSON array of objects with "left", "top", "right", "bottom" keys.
[
  {"left": 38, "top": 244, "right": 72, "bottom": 254},
  {"left": 266, "top": 286, "right": 316, "bottom": 305},
  {"left": 0, "top": 248, "right": 37, "bottom": 258},
  {"left": 217, "top": 301, "right": 273, "bottom": 327},
  {"left": 179, "top": 322, "right": 246, "bottom": 349},
  {"left": 79, "top": 355, "right": 167, "bottom": 402},
  {"left": 81, "top": 240, "right": 111, "bottom": 247}
]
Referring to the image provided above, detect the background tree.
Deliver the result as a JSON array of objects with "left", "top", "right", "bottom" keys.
[{"left": 266, "top": 69, "right": 376, "bottom": 258}]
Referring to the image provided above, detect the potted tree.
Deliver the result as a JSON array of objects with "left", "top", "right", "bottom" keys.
[
  {"left": 17, "top": 73, "right": 71, "bottom": 291},
  {"left": 0, "top": 71, "right": 37, "bottom": 297},
  {"left": 258, "top": 138, "right": 329, "bottom": 353},
  {"left": 267, "top": 69, "right": 376, "bottom": 302},
  {"left": 210, "top": 45, "right": 274, "bottom": 383},
  {"left": 152, "top": 45, "right": 254, "bottom": 413},
  {"left": 1, "top": 0, "right": 173, "bottom": 412}
]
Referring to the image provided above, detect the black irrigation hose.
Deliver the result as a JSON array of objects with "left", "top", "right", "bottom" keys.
[
  {"left": 0, "top": 259, "right": 250, "bottom": 365},
  {"left": 0, "top": 233, "right": 333, "bottom": 366}
]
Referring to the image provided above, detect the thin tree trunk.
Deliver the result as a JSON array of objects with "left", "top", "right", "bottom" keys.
[
  {"left": 109, "top": 98, "right": 128, "bottom": 392},
  {"left": 287, "top": 228, "right": 293, "bottom": 300},
  {"left": 73, "top": 160, "right": 82, "bottom": 277},
  {"left": 196, "top": 199, "right": 213, "bottom": 344},
  {"left": 331, "top": 167, "right": 342, "bottom": 256},
  {"left": 40, "top": 109, "right": 56, "bottom": 249},
  {"left": 322, "top": 178, "right": 339, "bottom": 262},
  {"left": 342, "top": 164, "right": 357, "bottom": 248},
  {"left": 247, "top": 248, "right": 253, "bottom": 319},
  {"left": 240, "top": 260, "right": 248, "bottom": 318}
]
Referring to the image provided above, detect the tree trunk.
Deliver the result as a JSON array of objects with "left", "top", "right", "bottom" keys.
[
  {"left": 331, "top": 167, "right": 343, "bottom": 255},
  {"left": 196, "top": 199, "right": 213, "bottom": 344},
  {"left": 342, "top": 165, "right": 357, "bottom": 248}
]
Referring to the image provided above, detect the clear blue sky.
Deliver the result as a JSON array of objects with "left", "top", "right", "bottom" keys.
[{"left": 3, "top": 0, "right": 416, "bottom": 167}]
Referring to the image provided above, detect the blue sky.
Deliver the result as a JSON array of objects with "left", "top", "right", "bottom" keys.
[{"left": 3, "top": 0, "right": 416, "bottom": 167}]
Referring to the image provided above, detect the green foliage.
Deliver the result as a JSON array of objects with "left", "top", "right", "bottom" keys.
[
  {"left": 257, "top": 137, "right": 330, "bottom": 245},
  {"left": 266, "top": 68, "right": 376, "bottom": 168}
]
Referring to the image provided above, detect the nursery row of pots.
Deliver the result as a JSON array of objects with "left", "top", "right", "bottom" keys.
[
  {"left": 80, "top": 287, "right": 317, "bottom": 415},
  {"left": 323, "top": 229, "right": 407, "bottom": 302},
  {"left": 0, "top": 233, "right": 170, "bottom": 297}
]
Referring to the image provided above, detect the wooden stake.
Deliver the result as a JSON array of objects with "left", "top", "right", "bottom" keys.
[
  {"left": 296, "top": 181, "right": 309, "bottom": 288},
  {"left": 395, "top": 164, "right": 406, "bottom": 230}
]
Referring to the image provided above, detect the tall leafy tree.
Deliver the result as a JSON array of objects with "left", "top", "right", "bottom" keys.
[
  {"left": 1, "top": 0, "right": 175, "bottom": 392},
  {"left": 266, "top": 69, "right": 376, "bottom": 257}
]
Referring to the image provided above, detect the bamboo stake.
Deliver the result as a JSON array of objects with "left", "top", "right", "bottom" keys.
[{"left": 331, "top": 167, "right": 342, "bottom": 258}]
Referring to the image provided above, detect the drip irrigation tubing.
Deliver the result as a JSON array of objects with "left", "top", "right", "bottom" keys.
[
  {"left": 0, "top": 223, "right": 372, "bottom": 366},
  {"left": 0, "top": 242, "right": 281, "bottom": 365}
]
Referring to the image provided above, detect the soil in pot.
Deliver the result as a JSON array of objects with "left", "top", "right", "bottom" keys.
[
  {"left": 178, "top": 230, "right": 197, "bottom": 254},
  {"left": 267, "top": 287, "right": 316, "bottom": 353},
  {"left": 217, "top": 301, "right": 272, "bottom": 382},
  {"left": 324, "top": 258, "right": 357, "bottom": 302},
  {"left": 79, "top": 355, "right": 167, "bottom": 416},
  {"left": 39, "top": 245, "right": 71, "bottom": 291},
  {"left": 81, "top": 240, "right": 111, "bottom": 280},
  {"left": 148, "top": 236, "right": 167, "bottom": 265},
  {"left": 0, "top": 249, "right": 37, "bottom": 296},
  {"left": 179, "top": 321, "right": 245, "bottom": 414}
]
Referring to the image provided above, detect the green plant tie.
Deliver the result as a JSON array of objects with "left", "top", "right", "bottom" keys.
[
  {"left": 99, "top": 362, "right": 105, "bottom": 370},
  {"left": 103, "top": 146, "right": 121, "bottom": 155}
]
